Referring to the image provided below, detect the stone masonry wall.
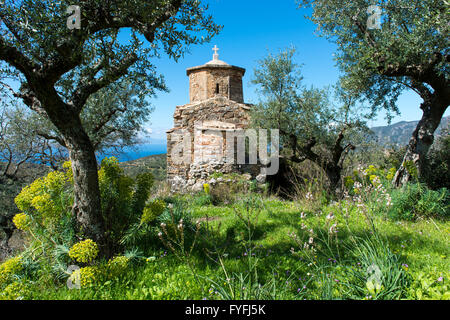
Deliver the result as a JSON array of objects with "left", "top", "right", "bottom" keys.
[
  {"left": 188, "top": 67, "right": 244, "bottom": 103},
  {"left": 167, "top": 96, "right": 258, "bottom": 191}
]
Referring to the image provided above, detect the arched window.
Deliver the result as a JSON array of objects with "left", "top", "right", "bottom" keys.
[{"left": 215, "top": 83, "right": 220, "bottom": 94}]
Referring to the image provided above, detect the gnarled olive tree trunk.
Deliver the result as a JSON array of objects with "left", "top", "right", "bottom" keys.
[
  {"left": 393, "top": 95, "right": 448, "bottom": 187},
  {"left": 52, "top": 112, "right": 106, "bottom": 252},
  {"left": 65, "top": 133, "right": 104, "bottom": 244}
]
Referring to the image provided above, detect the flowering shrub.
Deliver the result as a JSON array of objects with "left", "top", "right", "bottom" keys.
[
  {"left": 42, "top": 171, "right": 67, "bottom": 193},
  {"left": 99, "top": 157, "right": 155, "bottom": 246},
  {"left": 346, "top": 164, "right": 394, "bottom": 191},
  {"left": 68, "top": 239, "right": 99, "bottom": 263},
  {"left": 141, "top": 199, "right": 166, "bottom": 224},
  {"left": 388, "top": 183, "right": 449, "bottom": 220},
  {"left": 69, "top": 266, "right": 99, "bottom": 288},
  {"left": 0, "top": 256, "right": 23, "bottom": 285},
  {"left": 14, "top": 166, "right": 72, "bottom": 225},
  {"left": 31, "top": 194, "right": 59, "bottom": 221},
  {"left": 14, "top": 178, "right": 44, "bottom": 212},
  {"left": 107, "top": 255, "right": 130, "bottom": 278},
  {"left": 203, "top": 183, "right": 210, "bottom": 195},
  {"left": 62, "top": 161, "right": 74, "bottom": 183},
  {"left": 343, "top": 176, "right": 354, "bottom": 189},
  {"left": 364, "top": 165, "right": 378, "bottom": 177},
  {"left": 0, "top": 281, "right": 31, "bottom": 300},
  {"left": 386, "top": 167, "right": 396, "bottom": 181},
  {"left": 342, "top": 165, "right": 394, "bottom": 216},
  {"left": 12, "top": 212, "right": 30, "bottom": 231}
]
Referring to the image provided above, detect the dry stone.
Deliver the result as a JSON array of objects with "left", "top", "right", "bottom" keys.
[{"left": 167, "top": 48, "right": 260, "bottom": 191}]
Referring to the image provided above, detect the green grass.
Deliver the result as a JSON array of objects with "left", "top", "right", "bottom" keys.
[{"left": 5, "top": 191, "right": 448, "bottom": 300}]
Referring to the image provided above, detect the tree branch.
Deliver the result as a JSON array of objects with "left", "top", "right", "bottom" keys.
[
  {"left": 0, "top": 35, "right": 38, "bottom": 77},
  {"left": 36, "top": 131, "right": 67, "bottom": 148},
  {"left": 71, "top": 53, "right": 138, "bottom": 112}
]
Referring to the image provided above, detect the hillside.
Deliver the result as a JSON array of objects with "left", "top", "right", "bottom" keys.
[
  {"left": 371, "top": 116, "right": 449, "bottom": 146},
  {"left": 119, "top": 153, "right": 167, "bottom": 181}
]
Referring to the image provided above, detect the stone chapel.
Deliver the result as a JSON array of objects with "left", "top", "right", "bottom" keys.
[{"left": 166, "top": 46, "right": 259, "bottom": 191}]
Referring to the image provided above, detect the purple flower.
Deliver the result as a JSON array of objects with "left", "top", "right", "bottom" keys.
[{"left": 437, "top": 277, "right": 443, "bottom": 282}]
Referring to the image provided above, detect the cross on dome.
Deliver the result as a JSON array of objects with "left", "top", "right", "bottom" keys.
[
  {"left": 204, "top": 45, "right": 229, "bottom": 66},
  {"left": 212, "top": 45, "right": 219, "bottom": 60}
]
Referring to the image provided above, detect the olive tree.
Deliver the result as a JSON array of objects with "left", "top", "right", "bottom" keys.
[
  {"left": 0, "top": 0, "right": 220, "bottom": 250},
  {"left": 297, "top": 0, "right": 449, "bottom": 186},
  {"left": 251, "top": 48, "right": 370, "bottom": 192}
]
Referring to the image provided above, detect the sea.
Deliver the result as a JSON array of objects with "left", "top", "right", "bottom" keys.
[{"left": 98, "top": 143, "right": 167, "bottom": 162}]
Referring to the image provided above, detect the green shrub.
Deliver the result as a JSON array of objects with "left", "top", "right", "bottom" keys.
[
  {"left": 421, "top": 128, "right": 450, "bottom": 190},
  {"left": 140, "top": 199, "right": 166, "bottom": 225},
  {"left": 5, "top": 157, "right": 155, "bottom": 291},
  {"left": 157, "top": 200, "right": 195, "bottom": 235},
  {"left": 0, "top": 280, "right": 32, "bottom": 300},
  {"left": 388, "top": 183, "right": 449, "bottom": 220},
  {"left": 342, "top": 235, "right": 410, "bottom": 299},
  {"left": 407, "top": 270, "right": 449, "bottom": 300},
  {"left": 98, "top": 157, "right": 155, "bottom": 247},
  {"left": 191, "top": 193, "right": 213, "bottom": 206}
]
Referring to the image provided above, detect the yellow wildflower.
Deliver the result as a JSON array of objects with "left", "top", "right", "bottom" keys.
[
  {"left": 69, "top": 266, "right": 99, "bottom": 288},
  {"left": 141, "top": 199, "right": 166, "bottom": 224},
  {"left": 386, "top": 167, "right": 396, "bottom": 180},
  {"left": 43, "top": 171, "right": 66, "bottom": 192},
  {"left": 62, "top": 161, "right": 73, "bottom": 183},
  {"left": 203, "top": 183, "right": 210, "bottom": 195},
  {"left": 12, "top": 213, "right": 30, "bottom": 231},
  {"left": 14, "top": 178, "right": 44, "bottom": 211},
  {"left": 0, "top": 281, "right": 31, "bottom": 300},
  {"left": 31, "top": 194, "right": 58, "bottom": 219},
  {"left": 0, "top": 256, "right": 23, "bottom": 285},
  {"left": 107, "top": 256, "right": 129, "bottom": 278},
  {"left": 68, "top": 239, "right": 99, "bottom": 263}
]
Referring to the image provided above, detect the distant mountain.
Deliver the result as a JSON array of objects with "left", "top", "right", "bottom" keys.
[
  {"left": 120, "top": 153, "right": 166, "bottom": 181},
  {"left": 370, "top": 116, "right": 449, "bottom": 146}
]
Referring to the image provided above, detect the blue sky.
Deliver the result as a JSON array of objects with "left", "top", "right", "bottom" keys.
[{"left": 145, "top": 0, "right": 448, "bottom": 142}]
